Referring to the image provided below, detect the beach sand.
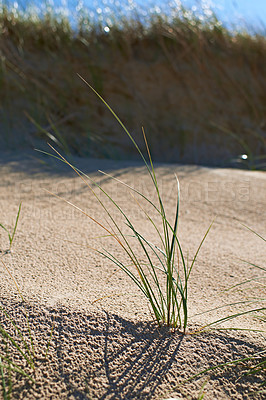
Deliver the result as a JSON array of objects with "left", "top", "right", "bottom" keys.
[{"left": 0, "top": 151, "right": 265, "bottom": 399}]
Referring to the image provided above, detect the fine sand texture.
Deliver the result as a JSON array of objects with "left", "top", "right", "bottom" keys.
[{"left": 0, "top": 150, "right": 265, "bottom": 399}]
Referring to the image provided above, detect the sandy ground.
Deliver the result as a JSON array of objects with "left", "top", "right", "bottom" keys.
[{"left": 0, "top": 150, "right": 265, "bottom": 399}]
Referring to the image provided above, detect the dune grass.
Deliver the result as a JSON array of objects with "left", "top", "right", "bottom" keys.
[
  {"left": 0, "top": 1, "right": 265, "bottom": 394},
  {"left": 45, "top": 144, "right": 212, "bottom": 331},
  {"left": 39, "top": 80, "right": 265, "bottom": 400},
  {"left": 42, "top": 75, "right": 214, "bottom": 332},
  {"left": 47, "top": 129, "right": 266, "bottom": 333},
  {"left": 0, "top": 2, "right": 266, "bottom": 166},
  {"left": 43, "top": 74, "right": 266, "bottom": 334}
]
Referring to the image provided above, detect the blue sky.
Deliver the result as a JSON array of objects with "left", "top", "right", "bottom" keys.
[
  {"left": 133, "top": 0, "right": 266, "bottom": 29},
  {"left": 5, "top": 0, "right": 266, "bottom": 30},
  {"left": 209, "top": 0, "right": 266, "bottom": 28}
]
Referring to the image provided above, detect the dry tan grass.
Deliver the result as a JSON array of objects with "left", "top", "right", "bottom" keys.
[{"left": 0, "top": 9, "right": 265, "bottom": 166}]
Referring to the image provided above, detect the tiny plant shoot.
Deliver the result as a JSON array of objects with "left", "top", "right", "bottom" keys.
[{"left": 0, "top": 203, "right": 22, "bottom": 253}]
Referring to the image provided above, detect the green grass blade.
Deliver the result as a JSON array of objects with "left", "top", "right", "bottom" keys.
[
  {"left": 78, "top": 74, "right": 151, "bottom": 172},
  {"left": 100, "top": 249, "right": 147, "bottom": 293},
  {"left": 0, "top": 224, "right": 9, "bottom": 236},
  {"left": 199, "top": 307, "right": 266, "bottom": 331},
  {"left": 225, "top": 276, "right": 265, "bottom": 291},
  {"left": 187, "top": 220, "right": 214, "bottom": 282},
  {"left": 9, "top": 202, "right": 21, "bottom": 249},
  {"left": 46, "top": 114, "right": 71, "bottom": 155},
  {"left": 0, "top": 356, "right": 8, "bottom": 400},
  {"left": 0, "top": 325, "right": 33, "bottom": 369},
  {"left": 183, "top": 350, "right": 266, "bottom": 383},
  {"left": 0, "top": 307, "right": 34, "bottom": 368},
  {"left": 241, "top": 224, "right": 266, "bottom": 242},
  {"left": 98, "top": 170, "right": 162, "bottom": 215},
  {"left": 191, "top": 299, "right": 266, "bottom": 318},
  {"left": 141, "top": 127, "right": 171, "bottom": 258},
  {"left": 240, "top": 260, "right": 265, "bottom": 272},
  {"left": 126, "top": 224, "right": 168, "bottom": 317},
  {"left": 104, "top": 247, "right": 163, "bottom": 322},
  {"left": 125, "top": 224, "right": 167, "bottom": 272},
  {"left": 169, "top": 175, "right": 180, "bottom": 262},
  {"left": 0, "top": 355, "right": 34, "bottom": 382}
]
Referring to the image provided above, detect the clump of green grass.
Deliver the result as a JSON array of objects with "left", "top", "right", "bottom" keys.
[{"left": 44, "top": 77, "right": 212, "bottom": 332}]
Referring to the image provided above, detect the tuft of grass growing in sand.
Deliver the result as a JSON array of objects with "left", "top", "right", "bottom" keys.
[
  {"left": 43, "top": 78, "right": 265, "bottom": 334},
  {"left": 43, "top": 77, "right": 212, "bottom": 332}
]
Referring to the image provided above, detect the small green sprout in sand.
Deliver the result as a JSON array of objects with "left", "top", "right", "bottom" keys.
[{"left": 0, "top": 203, "right": 22, "bottom": 253}]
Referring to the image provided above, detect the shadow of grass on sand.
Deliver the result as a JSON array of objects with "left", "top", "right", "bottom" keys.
[{"left": 1, "top": 299, "right": 264, "bottom": 399}]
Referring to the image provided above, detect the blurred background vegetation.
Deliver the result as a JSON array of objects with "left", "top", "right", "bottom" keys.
[{"left": 0, "top": 1, "right": 265, "bottom": 168}]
